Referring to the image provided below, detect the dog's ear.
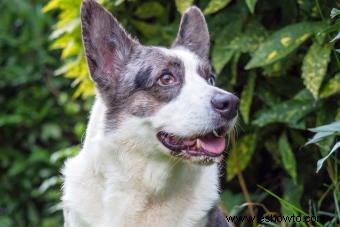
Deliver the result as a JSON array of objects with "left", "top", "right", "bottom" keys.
[
  {"left": 172, "top": 6, "right": 210, "bottom": 59},
  {"left": 81, "top": 0, "right": 138, "bottom": 87}
]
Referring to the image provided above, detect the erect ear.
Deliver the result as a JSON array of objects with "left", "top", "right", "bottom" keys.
[
  {"left": 172, "top": 6, "right": 210, "bottom": 59},
  {"left": 81, "top": 0, "right": 138, "bottom": 87}
]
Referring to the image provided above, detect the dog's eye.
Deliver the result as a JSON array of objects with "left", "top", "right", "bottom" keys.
[
  {"left": 158, "top": 73, "right": 177, "bottom": 86},
  {"left": 208, "top": 74, "right": 215, "bottom": 86}
]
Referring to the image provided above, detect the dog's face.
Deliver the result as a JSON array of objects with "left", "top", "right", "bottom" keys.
[{"left": 81, "top": 0, "right": 239, "bottom": 164}]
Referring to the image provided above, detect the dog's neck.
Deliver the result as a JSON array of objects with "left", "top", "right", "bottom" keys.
[{"left": 73, "top": 96, "right": 220, "bottom": 226}]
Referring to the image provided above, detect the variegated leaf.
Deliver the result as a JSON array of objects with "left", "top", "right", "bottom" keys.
[
  {"left": 246, "top": 22, "right": 322, "bottom": 69},
  {"left": 320, "top": 73, "right": 340, "bottom": 98},
  {"left": 253, "top": 90, "right": 315, "bottom": 128},
  {"left": 302, "top": 42, "right": 331, "bottom": 99}
]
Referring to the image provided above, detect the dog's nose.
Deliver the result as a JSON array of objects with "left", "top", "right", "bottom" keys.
[{"left": 211, "top": 92, "right": 239, "bottom": 120}]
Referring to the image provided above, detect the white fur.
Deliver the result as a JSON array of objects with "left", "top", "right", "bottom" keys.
[{"left": 62, "top": 48, "right": 230, "bottom": 227}]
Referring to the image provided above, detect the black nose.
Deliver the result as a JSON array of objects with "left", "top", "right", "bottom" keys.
[{"left": 211, "top": 92, "right": 239, "bottom": 120}]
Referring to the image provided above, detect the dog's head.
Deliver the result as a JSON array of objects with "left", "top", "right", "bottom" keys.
[{"left": 81, "top": 0, "right": 239, "bottom": 164}]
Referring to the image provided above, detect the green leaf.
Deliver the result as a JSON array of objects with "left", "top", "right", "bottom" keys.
[
  {"left": 258, "top": 185, "right": 310, "bottom": 217},
  {"left": 41, "top": 123, "right": 62, "bottom": 141},
  {"left": 212, "top": 20, "right": 241, "bottom": 73},
  {"left": 220, "top": 191, "right": 245, "bottom": 216},
  {"left": 240, "top": 74, "right": 256, "bottom": 124},
  {"left": 131, "top": 20, "right": 159, "bottom": 37},
  {"left": 253, "top": 90, "right": 315, "bottom": 128},
  {"left": 278, "top": 132, "right": 297, "bottom": 184},
  {"left": 226, "top": 134, "right": 256, "bottom": 181},
  {"left": 226, "top": 21, "right": 268, "bottom": 53},
  {"left": 256, "top": 83, "right": 281, "bottom": 106},
  {"left": 245, "top": 22, "right": 321, "bottom": 69},
  {"left": 320, "top": 73, "right": 340, "bottom": 98},
  {"left": 114, "top": 0, "right": 125, "bottom": 6},
  {"left": 330, "top": 8, "right": 340, "bottom": 18},
  {"left": 204, "top": 0, "right": 231, "bottom": 15},
  {"left": 134, "top": 2, "right": 165, "bottom": 19},
  {"left": 175, "top": 0, "right": 194, "bottom": 14},
  {"left": 306, "top": 131, "right": 334, "bottom": 145},
  {"left": 282, "top": 178, "right": 303, "bottom": 217},
  {"left": 320, "top": 21, "right": 340, "bottom": 34},
  {"left": 309, "top": 120, "right": 340, "bottom": 133},
  {"left": 50, "top": 146, "right": 80, "bottom": 163},
  {"left": 245, "top": 0, "right": 257, "bottom": 14},
  {"left": 302, "top": 42, "right": 331, "bottom": 99},
  {"left": 212, "top": 48, "right": 234, "bottom": 74},
  {"left": 331, "top": 32, "right": 340, "bottom": 42},
  {"left": 212, "top": 20, "right": 267, "bottom": 73},
  {"left": 316, "top": 141, "right": 340, "bottom": 173},
  {"left": 39, "top": 176, "right": 62, "bottom": 194}
]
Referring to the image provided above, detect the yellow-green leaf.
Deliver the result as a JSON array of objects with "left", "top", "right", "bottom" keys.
[
  {"left": 320, "top": 73, "right": 340, "bottom": 98},
  {"left": 245, "top": 0, "right": 257, "bottom": 14},
  {"left": 226, "top": 134, "right": 256, "bottom": 181},
  {"left": 175, "top": 0, "right": 194, "bottom": 14},
  {"left": 42, "top": 0, "right": 61, "bottom": 12},
  {"left": 240, "top": 74, "right": 256, "bottom": 124},
  {"left": 302, "top": 42, "right": 331, "bottom": 99},
  {"left": 204, "top": 0, "right": 231, "bottom": 15},
  {"left": 278, "top": 132, "right": 297, "bottom": 184},
  {"left": 245, "top": 22, "right": 322, "bottom": 69}
]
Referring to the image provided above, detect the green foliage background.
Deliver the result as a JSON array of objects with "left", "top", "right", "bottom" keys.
[{"left": 1, "top": 0, "right": 339, "bottom": 226}]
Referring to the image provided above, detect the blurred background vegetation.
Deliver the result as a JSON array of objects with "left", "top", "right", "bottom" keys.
[{"left": 0, "top": 0, "right": 339, "bottom": 226}]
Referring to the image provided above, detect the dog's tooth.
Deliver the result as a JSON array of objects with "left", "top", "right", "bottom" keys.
[
  {"left": 213, "top": 129, "right": 220, "bottom": 137},
  {"left": 196, "top": 139, "right": 202, "bottom": 149}
]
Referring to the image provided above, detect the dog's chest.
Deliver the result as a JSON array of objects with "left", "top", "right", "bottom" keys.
[
  {"left": 115, "top": 187, "right": 210, "bottom": 227},
  {"left": 99, "top": 164, "right": 216, "bottom": 227}
]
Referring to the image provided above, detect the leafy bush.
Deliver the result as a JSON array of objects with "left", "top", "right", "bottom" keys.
[
  {"left": 7, "top": 0, "right": 338, "bottom": 225},
  {"left": 0, "top": 0, "right": 91, "bottom": 226}
]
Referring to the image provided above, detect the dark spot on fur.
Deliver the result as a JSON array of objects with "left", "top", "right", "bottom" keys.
[
  {"left": 102, "top": 47, "right": 186, "bottom": 132},
  {"left": 135, "top": 66, "right": 153, "bottom": 90},
  {"left": 197, "top": 62, "right": 212, "bottom": 81}
]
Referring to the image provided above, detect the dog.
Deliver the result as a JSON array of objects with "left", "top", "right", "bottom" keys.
[{"left": 62, "top": 0, "right": 239, "bottom": 226}]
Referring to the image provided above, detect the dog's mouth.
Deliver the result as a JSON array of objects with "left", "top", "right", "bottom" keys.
[{"left": 156, "top": 126, "right": 227, "bottom": 159}]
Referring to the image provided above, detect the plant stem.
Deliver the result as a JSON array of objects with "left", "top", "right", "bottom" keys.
[{"left": 237, "top": 171, "right": 257, "bottom": 226}]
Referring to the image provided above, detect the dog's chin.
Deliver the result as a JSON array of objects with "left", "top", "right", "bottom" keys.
[{"left": 156, "top": 126, "right": 229, "bottom": 165}]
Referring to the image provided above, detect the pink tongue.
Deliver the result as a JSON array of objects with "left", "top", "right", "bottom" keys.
[{"left": 198, "top": 137, "right": 226, "bottom": 155}]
